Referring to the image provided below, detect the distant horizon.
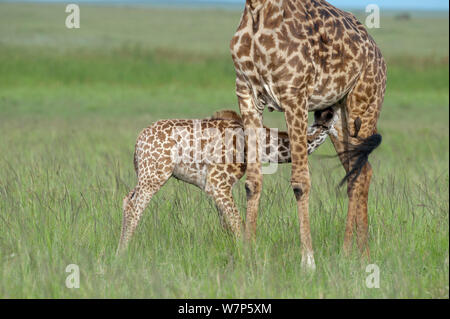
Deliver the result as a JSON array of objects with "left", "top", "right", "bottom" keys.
[{"left": 1, "top": 0, "right": 449, "bottom": 11}]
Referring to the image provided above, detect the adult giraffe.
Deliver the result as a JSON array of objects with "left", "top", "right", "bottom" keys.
[{"left": 230, "top": 0, "right": 386, "bottom": 269}]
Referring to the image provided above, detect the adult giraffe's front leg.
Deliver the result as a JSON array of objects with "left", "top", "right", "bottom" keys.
[
  {"left": 236, "top": 81, "right": 263, "bottom": 241},
  {"left": 285, "top": 100, "right": 315, "bottom": 270}
]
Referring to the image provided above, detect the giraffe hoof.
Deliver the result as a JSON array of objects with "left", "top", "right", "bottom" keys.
[{"left": 301, "top": 253, "right": 316, "bottom": 271}]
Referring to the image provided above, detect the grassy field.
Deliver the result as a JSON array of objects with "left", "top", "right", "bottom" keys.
[{"left": 0, "top": 3, "right": 448, "bottom": 298}]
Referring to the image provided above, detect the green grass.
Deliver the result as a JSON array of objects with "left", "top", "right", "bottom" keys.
[{"left": 0, "top": 3, "right": 448, "bottom": 298}]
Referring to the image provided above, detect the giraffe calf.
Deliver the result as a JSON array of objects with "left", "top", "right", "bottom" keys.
[{"left": 117, "top": 109, "right": 336, "bottom": 253}]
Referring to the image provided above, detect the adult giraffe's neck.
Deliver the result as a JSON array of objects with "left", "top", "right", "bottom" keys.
[
  {"left": 246, "top": 0, "right": 267, "bottom": 18},
  {"left": 247, "top": 0, "right": 264, "bottom": 9}
]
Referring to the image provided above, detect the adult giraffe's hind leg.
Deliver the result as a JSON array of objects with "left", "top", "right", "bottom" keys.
[
  {"left": 329, "top": 118, "right": 377, "bottom": 258},
  {"left": 328, "top": 54, "right": 385, "bottom": 257},
  {"left": 356, "top": 162, "right": 372, "bottom": 257}
]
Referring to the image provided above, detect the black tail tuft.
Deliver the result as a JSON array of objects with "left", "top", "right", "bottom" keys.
[{"left": 339, "top": 133, "right": 382, "bottom": 187}]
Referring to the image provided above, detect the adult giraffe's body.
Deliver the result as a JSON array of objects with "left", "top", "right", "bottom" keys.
[{"left": 230, "top": 0, "right": 386, "bottom": 268}]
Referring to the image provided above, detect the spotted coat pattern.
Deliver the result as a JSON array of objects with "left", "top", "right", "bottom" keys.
[
  {"left": 230, "top": 0, "right": 387, "bottom": 268},
  {"left": 116, "top": 110, "right": 336, "bottom": 253}
]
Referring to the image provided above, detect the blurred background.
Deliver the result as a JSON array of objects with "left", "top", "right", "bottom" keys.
[{"left": 0, "top": 0, "right": 448, "bottom": 298}]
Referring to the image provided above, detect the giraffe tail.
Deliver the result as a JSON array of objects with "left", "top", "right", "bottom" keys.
[
  {"left": 338, "top": 133, "right": 382, "bottom": 187},
  {"left": 133, "top": 147, "right": 139, "bottom": 177}
]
